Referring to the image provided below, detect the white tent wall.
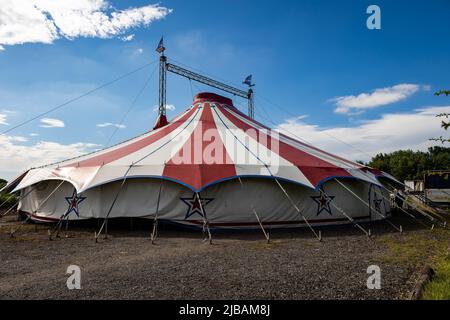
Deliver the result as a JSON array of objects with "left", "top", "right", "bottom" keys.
[{"left": 18, "top": 178, "right": 390, "bottom": 228}]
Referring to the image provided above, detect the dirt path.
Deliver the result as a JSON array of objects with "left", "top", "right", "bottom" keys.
[{"left": 0, "top": 213, "right": 442, "bottom": 300}]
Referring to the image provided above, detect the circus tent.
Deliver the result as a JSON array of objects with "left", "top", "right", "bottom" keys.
[{"left": 3, "top": 92, "right": 395, "bottom": 231}]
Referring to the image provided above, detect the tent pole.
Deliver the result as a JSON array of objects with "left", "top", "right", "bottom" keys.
[
  {"left": 252, "top": 206, "right": 270, "bottom": 243},
  {"left": 374, "top": 183, "right": 433, "bottom": 229},
  {"left": 1, "top": 169, "right": 49, "bottom": 217},
  {"left": 95, "top": 161, "right": 151, "bottom": 243},
  {"left": 95, "top": 163, "right": 135, "bottom": 242},
  {"left": 350, "top": 169, "right": 439, "bottom": 229},
  {"left": 150, "top": 215, "right": 158, "bottom": 245},
  {"left": 396, "top": 177, "right": 450, "bottom": 206},
  {"left": 12, "top": 180, "right": 66, "bottom": 237},
  {"left": 383, "top": 180, "right": 443, "bottom": 226},
  {"left": 274, "top": 178, "right": 322, "bottom": 241},
  {"left": 52, "top": 198, "right": 80, "bottom": 239},
  {"left": 0, "top": 192, "right": 19, "bottom": 210},
  {"left": 9, "top": 214, "right": 31, "bottom": 238},
  {"left": 37, "top": 180, "right": 66, "bottom": 214},
  {"left": 368, "top": 184, "right": 372, "bottom": 221},
  {"left": 151, "top": 182, "right": 163, "bottom": 244},
  {"left": 52, "top": 209, "right": 72, "bottom": 239},
  {"left": 95, "top": 175, "right": 129, "bottom": 242},
  {"left": 237, "top": 177, "right": 270, "bottom": 243},
  {"left": 352, "top": 168, "right": 443, "bottom": 227},
  {"left": 318, "top": 188, "right": 371, "bottom": 238},
  {"left": 1, "top": 199, "right": 20, "bottom": 218},
  {"left": 65, "top": 215, "right": 69, "bottom": 237},
  {"left": 333, "top": 179, "right": 402, "bottom": 233},
  {"left": 51, "top": 187, "right": 88, "bottom": 240},
  {"left": 196, "top": 192, "right": 212, "bottom": 244},
  {"left": 104, "top": 217, "right": 108, "bottom": 239}
]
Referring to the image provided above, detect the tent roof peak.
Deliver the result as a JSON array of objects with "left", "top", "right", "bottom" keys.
[{"left": 194, "top": 92, "right": 233, "bottom": 106}]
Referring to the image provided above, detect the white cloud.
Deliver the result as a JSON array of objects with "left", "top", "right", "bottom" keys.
[
  {"left": 0, "top": 113, "right": 8, "bottom": 125},
  {"left": 153, "top": 104, "right": 175, "bottom": 112},
  {"left": 276, "top": 106, "right": 450, "bottom": 162},
  {"left": 0, "top": 134, "right": 99, "bottom": 180},
  {"left": 292, "top": 114, "right": 308, "bottom": 121},
  {"left": 96, "top": 122, "right": 125, "bottom": 129},
  {"left": 330, "top": 84, "right": 420, "bottom": 114},
  {"left": 29, "top": 133, "right": 39, "bottom": 137},
  {"left": 0, "top": 1, "right": 171, "bottom": 50},
  {"left": 40, "top": 117, "right": 65, "bottom": 128},
  {"left": 120, "top": 34, "right": 134, "bottom": 42},
  {"left": 1, "top": 109, "right": 16, "bottom": 114},
  {"left": 8, "top": 135, "right": 28, "bottom": 142}
]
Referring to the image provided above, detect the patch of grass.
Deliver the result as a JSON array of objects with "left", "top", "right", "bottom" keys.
[
  {"left": 377, "top": 228, "right": 450, "bottom": 300},
  {"left": 422, "top": 254, "right": 450, "bottom": 300},
  {"left": 250, "top": 240, "right": 282, "bottom": 250},
  {"left": 377, "top": 229, "right": 449, "bottom": 267}
]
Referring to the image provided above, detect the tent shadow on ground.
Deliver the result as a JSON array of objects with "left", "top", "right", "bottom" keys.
[{"left": 25, "top": 209, "right": 432, "bottom": 242}]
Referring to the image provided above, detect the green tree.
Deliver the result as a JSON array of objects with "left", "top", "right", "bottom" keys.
[
  {"left": 0, "top": 178, "right": 18, "bottom": 209},
  {"left": 367, "top": 147, "right": 450, "bottom": 182},
  {"left": 430, "top": 90, "right": 450, "bottom": 144}
]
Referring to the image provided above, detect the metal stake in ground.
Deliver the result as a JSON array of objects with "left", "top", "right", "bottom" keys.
[
  {"left": 95, "top": 165, "right": 133, "bottom": 242},
  {"left": 384, "top": 180, "right": 444, "bottom": 227},
  {"left": 51, "top": 210, "right": 72, "bottom": 240},
  {"left": 237, "top": 177, "right": 270, "bottom": 243},
  {"left": 10, "top": 214, "right": 31, "bottom": 238},
  {"left": 318, "top": 188, "right": 371, "bottom": 238},
  {"left": 1, "top": 168, "right": 66, "bottom": 221},
  {"left": 274, "top": 178, "right": 322, "bottom": 241},
  {"left": 371, "top": 183, "right": 432, "bottom": 230},
  {"left": 348, "top": 169, "right": 440, "bottom": 230},
  {"left": 334, "top": 179, "right": 403, "bottom": 233},
  {"left": 196, "top": 192, "right": 212, "bottom": 244},
  {"left": 52, "top": 192, "right": 85, "bottom": 239},
  {"left": 11, "top": 180, "right": 66, "bottom": 238},
  {"left": 151, "top": 182, "right": 163, "bottom": 244}
]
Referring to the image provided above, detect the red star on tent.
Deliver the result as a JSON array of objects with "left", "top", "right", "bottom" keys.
[
  {"left": 65, "top": 190, "right": 86, "bottom": 217},
  {"left": 311, "top": 193, "right": 335, "bottom": 216},
  {"left": 180, "top": 193, "right": 214, "bottom": 219}
]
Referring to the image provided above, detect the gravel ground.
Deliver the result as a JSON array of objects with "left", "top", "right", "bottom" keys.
[{"left": 0, "top": 212, "right": 436, "bottom": 300}]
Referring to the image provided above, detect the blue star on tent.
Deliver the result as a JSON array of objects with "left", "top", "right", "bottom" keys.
[
  {"left": 311, "top": 193, "right": 335, "bottom": 216},
  {"left": 65, "top": 190, "right": 86, "bottom": 217},
  {"left": 373, "top": 197, "right": 383, "bottom": 213},
  {"left": 180, "top": 193, "right": 214, "bottom": 219}
]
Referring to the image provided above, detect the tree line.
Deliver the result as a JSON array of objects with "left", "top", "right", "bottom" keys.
[
  {"left": 0, "top": 178, "right": 17, "bottom": 209},
  {"left": 363, "top": 146, "right": 450, "bottom": 183}
]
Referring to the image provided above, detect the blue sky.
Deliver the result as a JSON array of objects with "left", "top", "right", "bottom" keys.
[{"left": 0, "top": 0, "right": 449, "bottom": 180}]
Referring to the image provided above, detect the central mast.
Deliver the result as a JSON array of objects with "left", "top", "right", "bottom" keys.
[
  {"left": 153, "top": 37, "right": 255, "bottom": 130},
  {"left": 158, "top": 53, "right": 167, "bottom": 117},
  {"left": 154, "top": 37, "right": 168, "bottom": 130}
]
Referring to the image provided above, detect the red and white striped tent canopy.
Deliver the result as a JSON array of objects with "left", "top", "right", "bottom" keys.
[
  {"left": 4, "top": 93, "right": 396, "bottom": 227},
  {"left": 8, "top": 93, "right": 390, "bottom": 194}
]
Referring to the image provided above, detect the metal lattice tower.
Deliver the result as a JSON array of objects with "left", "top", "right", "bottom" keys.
[
  {"left": 157, "top": 39, "right": 255, "bottom": 120},
  {"left": 158, "top": 54, "right": 167, "bottom": 116},
  {"left": 247, "top": 88, "right": 254, "bottom": 119}
]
